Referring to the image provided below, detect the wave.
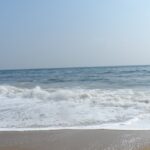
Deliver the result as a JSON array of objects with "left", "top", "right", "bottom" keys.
[
  {"left": 0, "top": 85, "right": 150, "bottom": 105},
  {"left": 0, "top": 85, "right": 150, "bottom": 130}
]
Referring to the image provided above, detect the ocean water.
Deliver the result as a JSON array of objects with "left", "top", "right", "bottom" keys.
[{"left": 0, "top": 65, "right": 150, "bottom": 130}]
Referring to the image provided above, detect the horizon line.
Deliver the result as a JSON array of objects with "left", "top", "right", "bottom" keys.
[{"left": 0, "top": 64, "right": 150, "bottom": 71}]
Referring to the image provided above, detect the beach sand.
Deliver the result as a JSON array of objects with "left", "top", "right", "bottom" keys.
[{"left": 0, "top": 130, "right": 150, "bottom": 150}]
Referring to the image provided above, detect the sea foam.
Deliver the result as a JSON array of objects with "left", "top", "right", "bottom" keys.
[{"left": 0, "top": 85, "right": 150, "bottom": 130}]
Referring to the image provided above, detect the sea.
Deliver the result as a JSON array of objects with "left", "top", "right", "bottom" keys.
[{"left": 0, "top": 65, "right": 150, "bottom": 130}]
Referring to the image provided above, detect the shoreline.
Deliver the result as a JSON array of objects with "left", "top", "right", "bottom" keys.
[
  {"left": 1, "top": 127, "right": 150, "bottom": 131},
  {"left": 0, "top": 129, "right": 149, "bottom": 150},
  {"left": 1, "top": 128, "right": 150, "bottom": 131}
]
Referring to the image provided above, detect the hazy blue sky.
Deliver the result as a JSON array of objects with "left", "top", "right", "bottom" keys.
[{"left": 0, "top": 0, "right": 150, "bottom": 69}]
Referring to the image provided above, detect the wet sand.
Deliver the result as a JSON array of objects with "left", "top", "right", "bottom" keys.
[{"left": 0, "top": 130, "right": 150, "bottom": 150}]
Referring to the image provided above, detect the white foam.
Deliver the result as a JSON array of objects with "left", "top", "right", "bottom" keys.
[{"left": 0, "top": 85, "right": 150, "bottom": 130}]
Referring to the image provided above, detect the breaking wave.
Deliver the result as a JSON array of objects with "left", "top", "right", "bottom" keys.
[{"left": 0, "top": 85, "right": 150, "bottom": 130}]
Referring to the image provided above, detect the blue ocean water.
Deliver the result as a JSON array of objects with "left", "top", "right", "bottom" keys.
[
  {"left": 1, "top": 65, "right": 150, "bottom": 89},
  {"left": 0, "top": 65, "right": 150, "bottom": 130}
]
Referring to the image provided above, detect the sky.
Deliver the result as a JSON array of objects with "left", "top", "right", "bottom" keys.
[{"left": 0, "top": 0, "right": 150, "bottom": 69}]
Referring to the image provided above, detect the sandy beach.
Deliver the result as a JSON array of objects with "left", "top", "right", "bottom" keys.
[{"left": 0, "top": 130, "right": 149, "bottom": 150}]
